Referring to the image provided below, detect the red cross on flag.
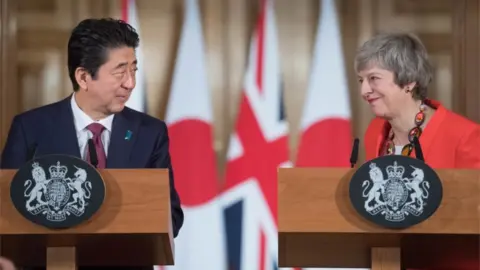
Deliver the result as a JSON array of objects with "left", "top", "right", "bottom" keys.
[{"left": 220, "top": 0, "right": 297, "bottom": 269}]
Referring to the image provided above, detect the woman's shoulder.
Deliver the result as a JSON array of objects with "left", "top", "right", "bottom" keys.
[
  {"left": 439, "top": 107, "right": 479, "bottom": 168},
  {"left": 441, "top": 106, "right": 479, "bottom": 138}
]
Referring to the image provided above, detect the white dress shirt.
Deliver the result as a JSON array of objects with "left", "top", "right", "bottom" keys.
[{"left": 70, "top": 94, "right": 114, "bottom": 160}]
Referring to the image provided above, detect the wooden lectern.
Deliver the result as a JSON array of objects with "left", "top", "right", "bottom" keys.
[
  {"left": 278, "top": 167, "right": 480, "bottom": 270},
  {"left": 0, "top": 169, "right": 174, "bottom": 269}
]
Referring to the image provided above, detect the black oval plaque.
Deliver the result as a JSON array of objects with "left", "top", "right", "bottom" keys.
[
  {"left": 349, "top": 155, "right": 443, "bottom": 229},
  {"left": 10, "top": 154, "right": 106, "bottom": 229}
]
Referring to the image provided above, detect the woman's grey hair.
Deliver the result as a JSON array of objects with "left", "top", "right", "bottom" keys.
[{"left": 354, "top": 32, "right": 434, "bottom": 100}]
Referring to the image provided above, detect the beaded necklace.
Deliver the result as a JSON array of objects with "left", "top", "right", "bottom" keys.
[{"left": 383, "top": 102, "right": 426, "bottom": 156}]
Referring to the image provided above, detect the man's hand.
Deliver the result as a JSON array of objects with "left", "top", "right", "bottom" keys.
[{"left": 0, "top": 257, "right": 15, "bottom": 270}]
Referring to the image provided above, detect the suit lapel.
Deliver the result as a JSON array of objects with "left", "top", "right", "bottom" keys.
[
  {"left": 107, "top": 109, "right": 140, "bottom": 168},
  {"left": 53, "top": 95, "right": 82, "bottom": 158}
]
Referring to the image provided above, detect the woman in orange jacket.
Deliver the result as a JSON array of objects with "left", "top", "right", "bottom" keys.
[
  {"left": 355, "top": 33, "right": 479, "bottom": 169},
  {"left": 355, "top": 32, "right": 479, "bottom": 269}
]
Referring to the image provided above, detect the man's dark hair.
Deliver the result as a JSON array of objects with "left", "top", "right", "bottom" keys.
[{"left": 67, "top": 18, "right": 140, "bottom": 91}]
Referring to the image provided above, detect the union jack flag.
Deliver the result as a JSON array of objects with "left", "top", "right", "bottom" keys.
[{"left": 220, "top": 1, "right": 298, "bottom": 269}]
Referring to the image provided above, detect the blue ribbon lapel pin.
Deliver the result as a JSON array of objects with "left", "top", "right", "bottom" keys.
[{"left": 125, "top": 130, "right": 133, "bottom": 141}]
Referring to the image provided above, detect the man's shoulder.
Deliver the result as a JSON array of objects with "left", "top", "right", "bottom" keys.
[
  {"left": 13, "top": 98, "right": 67, "bottom": 124},
  {"left": 122, "top": 106, "right": 167, "bottom": 131}
]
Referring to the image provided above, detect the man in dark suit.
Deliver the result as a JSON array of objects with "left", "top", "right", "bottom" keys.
[{"left": 0, "top": 18, "right": 183, "bottom": 269}]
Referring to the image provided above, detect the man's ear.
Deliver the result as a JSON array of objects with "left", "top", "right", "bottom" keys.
[{"left": 74, "top": 67, "right": 91, "bottom": 90}]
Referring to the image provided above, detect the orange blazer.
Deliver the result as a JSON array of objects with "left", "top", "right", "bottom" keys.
[
  {"left": 364, "top": 100, "right": 480, "bottom": 169},
  {"left": 365, "top": 100, "right": 479, "bottom": 270}
]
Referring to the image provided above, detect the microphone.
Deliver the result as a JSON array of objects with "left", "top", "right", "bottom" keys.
[
  {"left": 88, "top": 139, "right": 98, "bottom": 168},
  {"left": 27, "top": 143, "right": 37, "bottom": 161},
  {"left": 350, "top": 138, "right": 360, "bottom": 168},
  {"left": 412, "top": 136, "right": 424, "bottom": 162}
]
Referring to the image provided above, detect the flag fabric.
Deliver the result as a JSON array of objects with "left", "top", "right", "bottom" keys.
[
  {"left": 122, "top": 0, "right": 146, "bottom": 112},
  {"left": 158, "top": 0, "right": 225, "bottom": 269},
  {"left": 296, "top": 1, "right": 366, "bottom": 270},
  {"left": 295, "top": 0, "right": 352, "bottom": 168},
  {"left": 220, "top": 0, "right": 296, "bottom": 269}
]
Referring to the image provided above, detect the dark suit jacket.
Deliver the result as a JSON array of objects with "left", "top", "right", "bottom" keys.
[{"left": 0, "top": 95, "right": 184, "bottom": 238}]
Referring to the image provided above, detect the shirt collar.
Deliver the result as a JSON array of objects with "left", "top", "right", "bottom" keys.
[{"left": 70, "top": 93, "right": 114, "bottom": 132}]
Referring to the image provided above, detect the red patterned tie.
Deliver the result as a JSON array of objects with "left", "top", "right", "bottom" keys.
[{"left": 86, "top": 123, "right": 107, "bottom": 169}]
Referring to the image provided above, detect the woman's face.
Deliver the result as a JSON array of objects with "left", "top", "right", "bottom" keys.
[{"left": 357, "top": 66, "right": 413, "bottom": 119}]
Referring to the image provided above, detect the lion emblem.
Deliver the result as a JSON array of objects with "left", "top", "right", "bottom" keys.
[
  {"left": 362, "top": 163, "right": 387, "bottom": 211},
  {"left": 24, "top": 162, "right": 50, "bottom": 211}
]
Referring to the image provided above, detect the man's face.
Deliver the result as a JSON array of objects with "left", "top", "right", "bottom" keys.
[{"left": 85, "top": 46, "right": 137, "bottom": 115}]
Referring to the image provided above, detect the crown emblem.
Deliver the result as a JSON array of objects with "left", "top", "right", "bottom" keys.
[
  {"left": 386, "top": 161, "right": 405, "bottom": 178},
  {"left": 49, "top": 161, "right": 68, "bottom": 179},
  {"left": 369, "top": 162, "right": 377, "bottom": 169},
  {"left": 32, "top": 162, "right": 40, "bottom": 169}
]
